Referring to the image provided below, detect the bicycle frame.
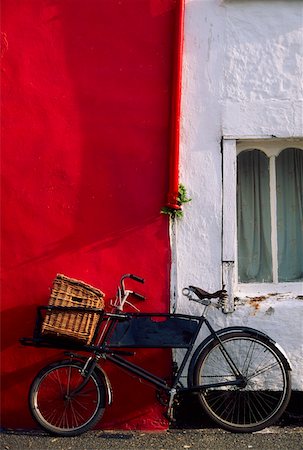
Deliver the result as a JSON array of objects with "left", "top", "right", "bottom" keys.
[
  {"left": 21, "top": 308, "right": 245, "bottom": 399},
  {"left": 58, "top": 311, "right": 246, "bottom": 421},
  {"left": 102, "top": 314, "right": 244, "bottom": 393}
]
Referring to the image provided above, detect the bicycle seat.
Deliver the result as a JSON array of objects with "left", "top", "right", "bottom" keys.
[{"left": 189, "top": 286, "right": 225, "bottom": 300}]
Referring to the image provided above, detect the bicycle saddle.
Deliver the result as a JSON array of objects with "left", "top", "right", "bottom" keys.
[{"left": 189, "top": 286, "right": 226, "bottom": 300}]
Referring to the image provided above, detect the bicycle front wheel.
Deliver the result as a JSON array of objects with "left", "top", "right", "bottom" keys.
[
  {"left": 29, "top": 360, "right": 106, "bottom": 436},
  {"left": 193, "top": 331, "right": 291, "bottom": 432}
]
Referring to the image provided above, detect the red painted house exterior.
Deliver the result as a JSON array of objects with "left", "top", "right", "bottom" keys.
[{"left": 1, "top": 0, "right": 177, "bottom": 429}]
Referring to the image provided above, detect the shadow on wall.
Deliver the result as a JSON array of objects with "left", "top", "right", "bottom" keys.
[{"left": 36, "top": 0, "right": 172, "bottom": 261}]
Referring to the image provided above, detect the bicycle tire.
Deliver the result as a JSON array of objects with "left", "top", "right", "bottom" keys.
[
  {"left": 193, "top": 331, "right": 291, "bottom": 432},
  {"left": 29, "top": 360, "right": 106, "bottom": 436}
]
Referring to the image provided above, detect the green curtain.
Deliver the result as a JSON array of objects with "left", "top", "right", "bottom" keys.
[
  {"left": 276, "top": 148, "right": 303, "bottom": 281},
  {"left": 237, "top": 150, "right": 272, "bottom": 282}
]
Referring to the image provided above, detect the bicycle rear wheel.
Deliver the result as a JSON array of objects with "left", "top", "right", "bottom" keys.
[
  {"left": 193, "top": 331, "right": 291, "bottom": 432},
  {"left": 29, "top": 360, "right": 106, "bottom": 436}
]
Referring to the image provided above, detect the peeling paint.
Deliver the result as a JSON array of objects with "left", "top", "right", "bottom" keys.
[{"left": 248, "top": 296, "right": 268, "bottom": 314}]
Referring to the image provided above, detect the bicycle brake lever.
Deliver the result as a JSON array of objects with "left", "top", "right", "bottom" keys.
[
  {"left": 124, "top": 300, "right": 140, "bottom": 312},
  {"left": 131, "top": 292, "right": 145, "bottom": 301}
]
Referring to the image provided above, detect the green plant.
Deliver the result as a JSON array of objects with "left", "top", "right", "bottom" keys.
[{"left": 161, "top": 184, "right": 191, "bottom": 219}]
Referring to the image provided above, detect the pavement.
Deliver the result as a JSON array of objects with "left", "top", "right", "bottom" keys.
[
  {"left": 2, "top": 393, "right": 302, "bottom": 449},
  {"left": 1, "top": 426, "right": 303, "bottom": 450}
]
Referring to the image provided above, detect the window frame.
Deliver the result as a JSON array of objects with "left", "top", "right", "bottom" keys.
[{"left": 222, "top": 137, "right": 303, "bottom": 308}]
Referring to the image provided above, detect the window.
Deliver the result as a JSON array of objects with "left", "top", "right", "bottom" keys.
[
  {"left": 222, "top": 138, "right": 303, "bottom": 305},
  {"left": 237, "top": 147, "right": 303, "bottom": 284}
]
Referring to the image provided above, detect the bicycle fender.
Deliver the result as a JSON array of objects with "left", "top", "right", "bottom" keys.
[
  {"left": 65, "top": 353, "right": 113, "bottom": 405},
  {"left": 187, "top": 326, "right": 291, "bottom": 387},
  {"left": 94, "top": 365, "right": 113, "bottom": 405}
]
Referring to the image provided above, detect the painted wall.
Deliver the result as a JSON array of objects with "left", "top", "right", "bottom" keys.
[
  {"left": 1, "top": 0, "right": 176, "bottom": 430},
  {"left": 175, "top": 0, "right": 303, "bottom": 389}
]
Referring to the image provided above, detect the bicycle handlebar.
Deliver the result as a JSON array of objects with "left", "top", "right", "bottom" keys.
[
  {"left": 129, "top": 274, "right": 145, "bottom": 283},
  {"left": 131, "top": 292, "right": 145, "bottom": 301},
  {"left": 112, "top": 274, "right": 146, "bottom": 311},
  {"left": 121, "top": 274, "right": 144, "bottom": 284}
]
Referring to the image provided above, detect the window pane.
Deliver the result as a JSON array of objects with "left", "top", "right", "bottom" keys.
[
  {"left": 276, "top": 148, "right": 303, "bottom": 281},
  {"left": 237, "top": 150, "right": 272, "bottom": 282}
]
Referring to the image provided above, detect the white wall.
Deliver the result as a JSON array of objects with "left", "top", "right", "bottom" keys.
[{"left": 176, "top": 0, "right": 303, "bottom": 389}]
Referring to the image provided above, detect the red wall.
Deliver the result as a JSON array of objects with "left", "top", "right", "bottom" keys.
[{"left": 1, "top": 0, "right": 176, "bottom": 430}]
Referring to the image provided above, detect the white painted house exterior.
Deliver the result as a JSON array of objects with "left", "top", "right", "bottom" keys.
[{"left": 174, "top": 0, "right": 303, "bottom": 390}]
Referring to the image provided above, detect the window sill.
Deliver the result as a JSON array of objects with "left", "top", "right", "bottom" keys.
[{"left": 236, "top": 282, "right": 303, "bottom": 298}]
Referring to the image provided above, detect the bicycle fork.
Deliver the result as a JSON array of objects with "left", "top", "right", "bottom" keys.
[
  {"left": 215, "top": 337, "right": 248, "bottom": 387},
  {"left": 204, "top": 321, "right": 248, "bottom": 387},
  {"left": 66, "top": 355, "right": 100, "bottom": 399}
]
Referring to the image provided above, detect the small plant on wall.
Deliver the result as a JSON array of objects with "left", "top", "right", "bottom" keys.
[{"left": 161, "top": 184, "right": 191, "bottom": 219}]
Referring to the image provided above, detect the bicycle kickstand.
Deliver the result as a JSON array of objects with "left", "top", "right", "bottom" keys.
[{"left": 166, "top": 388, "right": 178, "bottom": 422}]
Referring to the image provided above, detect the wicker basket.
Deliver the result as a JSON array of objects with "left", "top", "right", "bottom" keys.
[{"left": 41, "top": 274, "right": 105, "bottom": 345}]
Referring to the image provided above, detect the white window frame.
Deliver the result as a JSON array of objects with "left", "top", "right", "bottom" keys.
[{"left": 222, "top": 137, "right": 303, "bottom": 308}]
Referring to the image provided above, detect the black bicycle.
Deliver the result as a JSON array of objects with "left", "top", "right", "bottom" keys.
[{"left": 20, "top": 274, "right": 292, "bottom": 436}]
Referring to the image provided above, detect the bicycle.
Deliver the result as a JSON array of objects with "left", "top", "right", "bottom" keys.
[{"left": 20, "top": 274, "right": 292, "bottom": 436}]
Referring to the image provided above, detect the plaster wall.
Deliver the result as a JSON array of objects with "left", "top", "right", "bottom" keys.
[{"left": 176, "top": 0, "right": 303, "bottom": 389}]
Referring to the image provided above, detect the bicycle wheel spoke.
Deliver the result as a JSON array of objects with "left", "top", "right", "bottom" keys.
[
  {"left": 253, "top": 390, "right": 281, "bottom": 415},
  {"left": 248, "top": 360, "right": 281, "bottom": 380},
  {"left": 66, "top": 365, "right": 72, "bottom": 396},
  {"left": 44, "top": 408, "right": 58, "bottom": 425},
  {"left": 50, "top": 368, "right": 65, "bottom": 396},
  {"left": 219, "top": 394, "right": 237, "bottom": 421},
  {"left": 57, "top": 406, "right": 68, "bottom": 429},
  {"left": 241, "top": 340, "right": 256, "bottom": 376},
  {"left": 69, "top": 400, "right": 85, "bottom": 427},
  {"left": 249, "top": 347, "right": 271, "bottom": 376}
]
